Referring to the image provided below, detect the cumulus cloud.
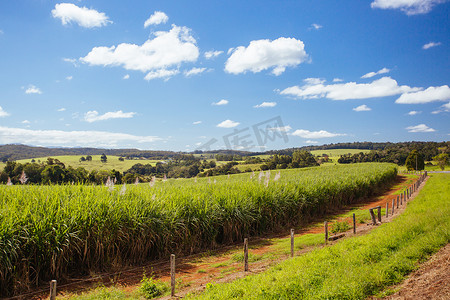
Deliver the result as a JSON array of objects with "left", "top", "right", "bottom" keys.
[
  {"left": 52, "top": 3, "right": 112, "bottom": 28},
  {"left": 291, "top": 129, "right": 346, "bottom": 139},
  {"left": 84, "top": 110, "right": 136, "bottom": 122},
  {"left": 144, "top": 69, "right": 179, "bottom": 81},
  {"left": 254, "top": 101, "right": 277, "bottom": 108},
  {"left": 353, "top": 104, "right": 372, "bottom": 112},
  {"left": 205, "top": 50, "right": 223, "bottom": 59},
  {"left": 333, "top": 78, "right": 343, "bottom": 82},
  {"left": 406, "top": 124, "right": 435, "bottom": 133},
  {"left": 371, "top": 0, "right": 446, "bottom": 15},
  {"left": 144, "top": 11, "right": 169, "bottom": 27},
  {"left": 408, "top": 110, "right": 421, "bottom": 115},
  {"left": 0, "top": 126, "right": 159, "bottom": 148},
  {"left": 423, "top": 42, "right": 441, "bottom": 49},
  {"left": 22, "top": 120, "right": 30, "bottom": 124},
  {"left": 217, "top": 119, "right": 240, "bottom": 128},
  {"left": 305, "top": 140, "right": 319, "bottom": 144},
  {"left": 212, "top": 99, "right": 229, "bottom": 106},
  {"left": 80, "top": 25, "right": 199, "bottom": 80},
  {"left": 0, "top": 106, "right": 10, "bottom": 117},
  {"left": 395, "top": 85, "right": 450, "bottom": 104},
  {"left": 225, "top": 37, "right": 308, "bottom": 76},
  {"left": 184, "top": 67, "right": 207, "bottom": 77},
  {"left": 361, "top": 67, "right": 390, "bottom": 79},
  {"left": 123, "top": 74, "right": 130, "bottom": 79},
  {"left": 57, "top": 108, "right": 66, "bottom": 112},
  {"left": 66, "top": 75, "right": 73, "bottom": 80},
  {"left": 25, "top": 85, "right": 42, "bottom": 94},
  {"left": 193, "top": 121, "right": 202, "bottom": 125},
  {"left": 281, "top": 77, "right": 419, "bottom": 100}
]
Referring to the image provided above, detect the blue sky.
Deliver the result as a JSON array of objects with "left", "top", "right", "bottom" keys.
[{"left": 0, "top": 0, "right": 449, "bottom": 151}]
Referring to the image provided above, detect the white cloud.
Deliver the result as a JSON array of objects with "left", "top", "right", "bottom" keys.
[
  {"left": 22, "top": 120, "right": 30, "bottom": 124},
  {"left": 144, "top": 69, "right": 179, "bottom": 81},
  {"left": 333, "top": 78, "right": 343, "bottom": 82},
  {"left": 57, "top": 108, "right": 66, "bottom": 112},
  {"left": 0, "top": 106, "right": 10, "bottom": 117},
  {"left": 371, "top": 0, "right": 446, "bottom": 15},
  {"left": 361, "top": 67, "right": 390, "bottom": 79},
  {"left": 395, "top": 85, "right": 450, "bottom": 104},
  {"left": 407, "top": 110, "right": 421, "bottom": 115},
  {"left": 84, "top": 110, "right": 136, "bottom": 122},
  {"left": 0, "top": 126, "right": 159, "bottom": 148},
  {"left": 66, "top": 75, "right": 73, "bottom": 80},
  {"left": 52, "top": 3, "right": 112, "bottom": 28},
  {"left": 212, "top": 99, "right": 229, "bottom": 106},
  {"left": 193, "top": 121, "right": 202, "bottom": 125},
  {"left": 291, "top": 129, "right": 346, "bottom": 139},
  {"left": 205, "top": 50, "right": 223, "bottom": 59},
  {"left": 270, "top": 125, "right": 292, "bottom": 132},
  {"left": 81, "top": 25, "right": 199, "bottom": 80},
  {"left": 281, "top": 77, "right": 419, "bottom": 100},
  {"left": 184, "top": 67, "right": 207, "bottom": 77},
  {"left": 62, "top": 58, "right": 79, "bottom": 67},
  {"left": 217, "top": 120, "right": 240, "bottom": 128},
  {"left": 423, "top": 42, "right": 441, "bottom": 49},
  {"left": 0, "top": 29, "right": 3, "bottom": 34},
  {"left": 254, "top": 101, "right": 277, "bottom": 108},
  {"left": 353, "top": 104, "right": 372, "bottom": 112},
  {"left": 305, "top": 140, "right": 319, "bottom": 144},
  {"left": 431, "top": 102, "right": 450, "bottom": 114},
  {"left": 310, "top": 23, "right": 322, "bottom": 30},
  {"left": 144, "top": 11, "right": 169, "bottom": 28},
  {"left": 406, "top": 124, "right": 435, "bottom": 133},
  {"left": 25, "top": 85, "right": 42, "bottom": 94},
  {"left": 225, "top": 37, "right": 308, "bottom": 76},
  {"left": 123, "top": 74, "right": 130, "bottom": 80}
]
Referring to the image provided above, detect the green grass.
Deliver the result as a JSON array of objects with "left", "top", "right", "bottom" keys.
[
  {"left": 7, "top": 155, "right": 160, "bottom": 172},
  {"left": 0, "top": 163, "right": 397, "bottom": 296},
  {"left": 310, "top": 148, "right": 371, "bottom": 157},
  {"left": 186, "top": 173, "right": 450, "bottom": 299}
]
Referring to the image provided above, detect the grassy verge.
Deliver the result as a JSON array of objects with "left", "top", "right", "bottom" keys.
[{"left": 186, "top": 174, "right": 450, "bottom": 299}]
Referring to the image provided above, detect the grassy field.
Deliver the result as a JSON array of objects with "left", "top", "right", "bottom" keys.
[
  {"left": 309, "top": 148, "right": 371, "bottom": 157},
  {"left": 1, "top": 155, "right": 160, "bottom": 172},
  {"left": 0, "top": 163, "right": 397, "bottom": 297},
  {"left": 186, "top": 173, "right": 449, "bottom": 299}
]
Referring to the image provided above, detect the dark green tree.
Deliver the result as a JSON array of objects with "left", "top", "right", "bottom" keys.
[
  {"left": 100, "top": 153, "right": 107, "bottom": 163},
  {"left": 405, "top": 150, "right": 424, "bottom": 171}
]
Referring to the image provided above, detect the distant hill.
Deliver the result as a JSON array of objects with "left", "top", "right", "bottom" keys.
[
  {"left": 0, "top": 144, "right": 179, "bottom": 161},
  {"left": 1, "top": 141, "right": 448, "bottom": 162}
]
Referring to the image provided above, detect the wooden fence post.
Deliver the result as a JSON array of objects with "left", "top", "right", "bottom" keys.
[
  {"left": 386, "top": 202, "right": 389, "bottom": 217},
  {"left": 369, "top": 208, "right": 377, "bottom": 225},
  {"left": 324, "top": 221, "right": 328, "bottom": 243},
  {"left": 170, "top": 254, "right": 175, "bottom": 297},
  {"left": 244, "top": 238, "right": 249, "bottom": 272},
  {"left": 50, "top": 280, "right": 57, "bottom": 300},
  {"left": 377, "top": 206, "right": 382, "bottom": 223},
  {"left": 392, "top": 199, "right": 395, "bottom": 215},
  {"left": 290, "top": 229, "right": 295, "bottom": 258},
  {"left": 353, "top": 213, "right": 356, "bottom": 234},
  {"left": 396, "top": 195, "right": 399, "bottom": 209}
]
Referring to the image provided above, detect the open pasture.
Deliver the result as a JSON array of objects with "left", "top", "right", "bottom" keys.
[
  {"left": 0, "top": 163, "right": 397, "bottom": 296},
  {"left": 6, "top": 155, "right": 160, "bottom": 172}
]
